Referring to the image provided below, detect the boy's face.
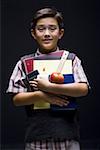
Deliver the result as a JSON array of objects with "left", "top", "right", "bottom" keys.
[{"left": 31, "top": 17, "right": 64, "bottom": 53}]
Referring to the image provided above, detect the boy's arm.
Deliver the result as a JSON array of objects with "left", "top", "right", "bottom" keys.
[
  {"left": 49, "top": 82, "right": 88, "bottom": 97},
  {"left": 30, "top": 78, "right": 88, "bottom": 97},
  {"left": 12, "top": 90, "right": 69, "bottom": 107}
]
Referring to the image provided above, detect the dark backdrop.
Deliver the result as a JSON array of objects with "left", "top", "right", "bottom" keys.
[{"left": 1, "top": 0, "right": 100, "bottom": 149}]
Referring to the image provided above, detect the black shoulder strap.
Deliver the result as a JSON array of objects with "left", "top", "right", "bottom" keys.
[{"left": 67, "top": 52, "right": 76, "bottom": 60}]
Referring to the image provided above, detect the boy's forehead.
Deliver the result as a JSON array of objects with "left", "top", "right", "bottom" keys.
[{"left": 36, "top": 17, "right": 58, "bottom": 25}]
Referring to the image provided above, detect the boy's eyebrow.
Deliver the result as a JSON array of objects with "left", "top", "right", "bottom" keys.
[
  {"left": 36, "top": 24, "right": 58, "bottom": 26},
  {"left": 36, "top": 25, "right": 45, "bottom": 27},
  {"left": 36, "top": 25, "right": 58, "bottom": 28}
]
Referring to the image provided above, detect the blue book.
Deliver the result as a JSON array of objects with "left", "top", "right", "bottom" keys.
[{"left": 50, "top": 74, "right": 77, "bottom": 111}]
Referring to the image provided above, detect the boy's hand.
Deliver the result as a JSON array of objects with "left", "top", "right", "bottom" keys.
[
  {"left": 29, "top": 77, "right": 50, "bottom": 92},
  {"left": 44, "top": 92, "right": 69, "bottom": 106},
  {"left": 29, "top": 78, "right": 69, "bottom": 107}
]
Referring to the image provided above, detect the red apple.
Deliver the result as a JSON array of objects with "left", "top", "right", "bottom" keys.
[{"left": 49, "top": 72, "right": 64, "bottom": 84}]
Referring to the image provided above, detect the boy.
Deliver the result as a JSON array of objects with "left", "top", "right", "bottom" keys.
[{"left": 7, "top": 8, "right": 89, "bottom": 150}]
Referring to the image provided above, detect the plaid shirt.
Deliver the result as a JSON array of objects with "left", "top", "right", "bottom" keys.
[
  {"left": 7, "top": 49, "right": 89, "bottom": 94},
  {"left": 7, "top": 49, "right": 89, "bottom": 150}
]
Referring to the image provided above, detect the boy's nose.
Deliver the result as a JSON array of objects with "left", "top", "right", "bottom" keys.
[{"left": 44, "top": 28, "right": 50, "bottom": 36}]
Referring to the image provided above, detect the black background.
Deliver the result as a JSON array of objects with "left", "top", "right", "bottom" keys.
[{"left": 1, "top": 0, "right": 100, "bottom": 149}]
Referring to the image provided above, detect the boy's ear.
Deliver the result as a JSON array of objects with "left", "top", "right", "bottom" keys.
[
  {"left": 59, "top": 29, "right": 64, "bottom": 39},
  {"left": 31, "top": 29, "right": 36, "bottom": 39}
]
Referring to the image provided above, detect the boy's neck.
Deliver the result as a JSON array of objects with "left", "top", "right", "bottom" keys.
[{"left": 38, "top": 47, "right": 59, "bottom": 54}]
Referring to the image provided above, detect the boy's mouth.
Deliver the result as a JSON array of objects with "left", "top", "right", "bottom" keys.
[{"left": 42, "top": 39, "right": 53, "bottom": 43}]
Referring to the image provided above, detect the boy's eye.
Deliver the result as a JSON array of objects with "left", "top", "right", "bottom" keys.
[
  {"left": 36, "top": 25, "right": 58, "bottom": 32},
  {"left": 49, "top": 26, "right": 57, "bottom": 31},
  {"left": 37, "top": 27, "right": 45, "bottom": 31}
]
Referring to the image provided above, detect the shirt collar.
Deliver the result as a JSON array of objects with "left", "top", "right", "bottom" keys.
[{"left": 35, "top": 47, "right": 60, "bottom": 57}]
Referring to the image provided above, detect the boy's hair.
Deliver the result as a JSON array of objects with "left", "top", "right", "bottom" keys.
[{"left": 30, "top": 7, "right": 64, "bottom": 30}]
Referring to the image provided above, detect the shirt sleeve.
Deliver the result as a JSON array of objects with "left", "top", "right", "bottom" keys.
[
  {"left": 6, "top": 60, "right": 27, "bottom": 93},
  {"left": 73, "top": 56, "right": 89, "bottom": 86}
]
